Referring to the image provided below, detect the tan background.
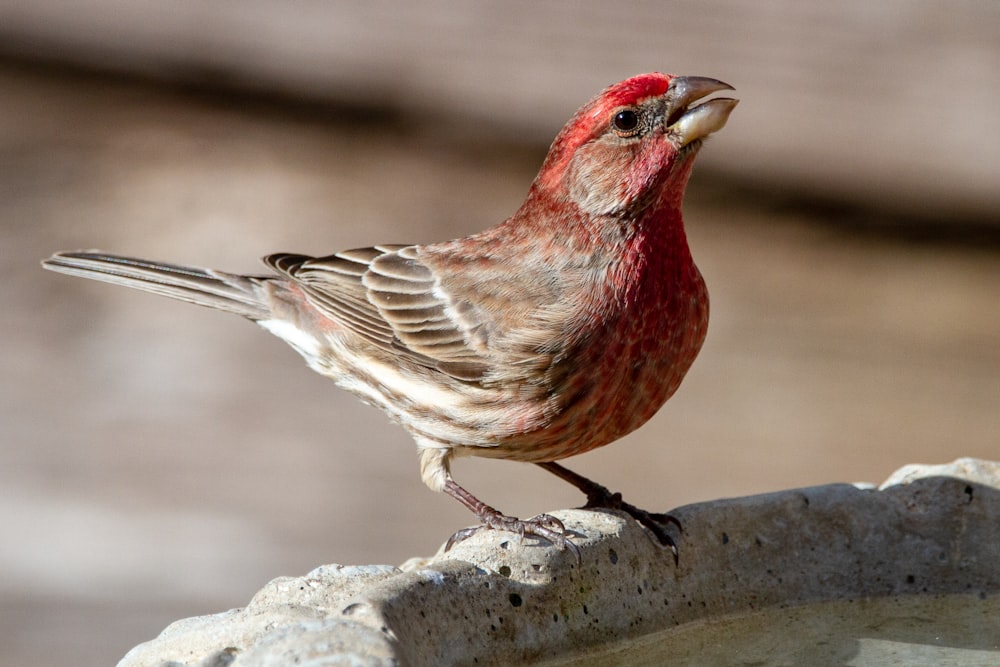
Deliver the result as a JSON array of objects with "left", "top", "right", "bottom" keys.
[{"left": 1, "top": 2, "right": 998, "bottom": 665}]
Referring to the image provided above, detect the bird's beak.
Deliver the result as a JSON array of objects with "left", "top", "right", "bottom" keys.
[{"left": 666, "top": 76, "right": 738, "bottom": 148}]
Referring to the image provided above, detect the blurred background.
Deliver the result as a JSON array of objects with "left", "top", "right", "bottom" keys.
[{"left": 1, "top": 2, "right": 998, "bottom": 665}]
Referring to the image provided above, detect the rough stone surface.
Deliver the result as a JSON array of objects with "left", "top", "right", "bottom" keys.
[{"left": 119, "top": 459, "right": 1000, "bottom": 666}]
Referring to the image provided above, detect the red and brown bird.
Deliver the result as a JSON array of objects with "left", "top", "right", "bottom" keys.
[{"left": 43, "top": 73, "right": 737, "bottom": 558}]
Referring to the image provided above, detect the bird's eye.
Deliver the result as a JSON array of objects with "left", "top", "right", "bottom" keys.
[{"left": 611, "top": 108, "right": 641, "bottom": 136}]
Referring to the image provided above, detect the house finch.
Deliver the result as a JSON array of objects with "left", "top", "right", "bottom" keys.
[{"left": 43, "top": 73, "right": 736, "bottom": 560}]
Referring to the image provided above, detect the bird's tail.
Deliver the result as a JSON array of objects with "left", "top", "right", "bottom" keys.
[{"left": 42, "top": 251, "right": 272, "bottom": 321}]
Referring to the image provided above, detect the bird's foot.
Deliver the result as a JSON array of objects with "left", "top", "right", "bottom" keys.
[
  {"left": 582, "top": 485, "right": 681, "bottom": 563},
  {"left": 534, "top": 462, "right": 681, "bottom": 563},
  {"left": 442, "top": 478, "right": 582, "bottom": 562},
  {"left": 445, "top": 509, "right": 581, "bottom": 563}
]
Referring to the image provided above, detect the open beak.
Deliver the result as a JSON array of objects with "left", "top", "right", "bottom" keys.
[{"left": 666, "top": 76, "right": 738, "bottom": 148}]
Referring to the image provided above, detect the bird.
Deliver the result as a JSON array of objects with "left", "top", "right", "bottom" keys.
[{"left": 43, "top": 73, "right": 737, "bottom": 560}]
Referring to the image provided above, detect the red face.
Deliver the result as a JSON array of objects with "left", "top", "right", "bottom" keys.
[{"left": 534, "top": 73, "right": 736, "bottom": 217}]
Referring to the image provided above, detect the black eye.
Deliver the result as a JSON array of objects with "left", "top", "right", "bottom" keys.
[{"left": 612, "top": 108, "right": 641, "bottom": 136}]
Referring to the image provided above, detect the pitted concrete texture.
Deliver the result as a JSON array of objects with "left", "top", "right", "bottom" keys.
[{"left": 119, "top": 459, "right": 1000, "bottom": 666}]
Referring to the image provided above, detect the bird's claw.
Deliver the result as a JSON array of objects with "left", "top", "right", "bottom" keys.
[
  {"left": 581, "top": 483, "right": 681, "bottom": 564},
  {"left": 445, "top": 511, "right": 582, "bottom": 564},
  {"left": 444, "top": 526, "right": 481, "bottom": 551}
]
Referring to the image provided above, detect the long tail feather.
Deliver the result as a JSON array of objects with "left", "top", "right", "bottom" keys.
[{"left": 42, "top": 251, "right": 272, "bottom": 320}]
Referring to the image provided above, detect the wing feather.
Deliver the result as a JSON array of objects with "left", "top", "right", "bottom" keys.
[{"left": 264, "top": 245, "right": 492, "bottom": 381}]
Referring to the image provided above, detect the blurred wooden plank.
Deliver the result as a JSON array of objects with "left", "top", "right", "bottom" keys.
[{"left": 1, "top": 0, "right": 997, "bottom": 219}]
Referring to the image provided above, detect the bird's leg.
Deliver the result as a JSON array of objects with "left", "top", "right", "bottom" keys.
[
  {"left": 443, "top": 479, "right": 581, "bottom": 561},
  {"left": 536, "top": 462, "right": 680, "bottom": 561}
]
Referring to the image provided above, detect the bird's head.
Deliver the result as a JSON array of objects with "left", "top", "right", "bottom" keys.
[{"left": 533, "top": 73, "right": 737, "bottom": 217}]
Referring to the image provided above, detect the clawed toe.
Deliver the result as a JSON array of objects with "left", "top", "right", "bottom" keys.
[
  {"left": 444, "top": 526, "right": 484, "bottom": 551},
  {"left": 524, "top": 512, "right": 565, "bottom": 534},
  {"left": 534, "top": 462, "right": 682, "bottom": 562},
  {"left": 646, "top": 511, "right": 683, "bottom": 531},
  {"left": 609, "top": 504, "right": 681, "bottom": 563},
  {"left": 636, "top": 516, "right": 680, "bottom": 564},
  {"left": 444, "top": 512, "right": 581, "bottom": 563},
  {"left": 579, "top": 484, "right": 681, "bottom": 561},
  {"left": 442, "top": 479, "right": 582, "bottom": 561},
  {"left": 524, "top": 514, "right": 582, "bottom": 561},
  {"left": 583, "top": 490, "right": 681, "bottom": 560}
]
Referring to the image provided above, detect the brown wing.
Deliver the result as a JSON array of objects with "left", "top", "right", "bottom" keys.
[{"left": 264, "top": 245, "right": 491, "bottom": 381}]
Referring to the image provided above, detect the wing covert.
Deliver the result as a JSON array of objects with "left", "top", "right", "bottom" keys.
[{"left": 264, "top": 245, "right": 491, "bottom": 381}]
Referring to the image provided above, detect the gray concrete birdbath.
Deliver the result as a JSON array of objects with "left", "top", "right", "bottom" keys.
[{"left": 119, "top": 458, "right": 1000, "bottom": 666}]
